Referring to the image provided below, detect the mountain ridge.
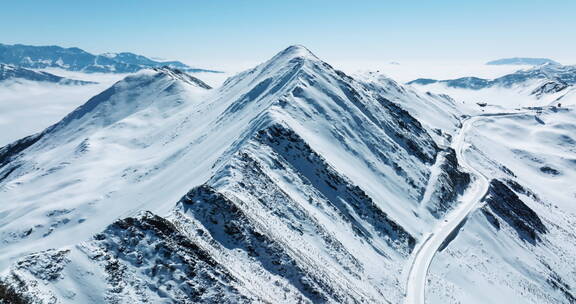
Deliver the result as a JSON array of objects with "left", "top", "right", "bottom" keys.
[
  {"left": 0, "top": 45, "right": 472, "bottom": 303},
  {"left": 0, "top": 43, "right": 221, "bottom": 74},
  {"left": 406, "top": 64, "right": 576, "bottom": 104}
]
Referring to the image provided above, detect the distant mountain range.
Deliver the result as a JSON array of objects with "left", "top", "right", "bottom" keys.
[
  {"left": 486, "top": 57, "right": 560, "bottom": 66},
  {"left": 407, "top": 63, "right": 576, "bottom": 100},
  {"left": 0, "top": 43, "right": 221, "bottom": 74},
  {"left": 0, "top": 63, "right": 95, "bottom": 85}
]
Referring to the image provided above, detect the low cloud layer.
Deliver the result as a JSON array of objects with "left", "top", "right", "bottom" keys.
[{"left": 0, "top": 73, "right": 123, "bottom": 146}]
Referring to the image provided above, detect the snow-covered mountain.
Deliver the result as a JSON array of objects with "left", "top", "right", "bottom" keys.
[
  {"left": 407, "top": 64, "right": 576, "bottom": 108},
  {"left": 427, "top": 108, "right": 576, "bottom": 304},
  {"left": 0, "top": 46, "right": 471, "bottom": 303},
  {"left": 0, "top": 43, "right": 220, "bottom": 74},
  {"left": 355, "top": 71, "right": 462, "bottom": 134},
  {"left": 0, "top": 45, "right": 574, "bottom": 304},
  {"left": 0, "top": 63, "right": 94, "bottom": 85},
  {"left": 408, "top": 64, "right": 576, "bottom": 91},
  {"left": 486, "top": 57, "right": 560, "bottom": 66}
]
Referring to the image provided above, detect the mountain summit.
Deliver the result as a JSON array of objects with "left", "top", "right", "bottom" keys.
[
  {"left": 273, "top": 44, "right": 319, "bottom": 60},
  {"left": 0, "top": 46, "right": 471, "bottom": 303}
]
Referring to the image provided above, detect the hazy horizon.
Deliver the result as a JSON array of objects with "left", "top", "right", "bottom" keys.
[{"left": 3, "top": 0, "right": 576, "bottom": 72}]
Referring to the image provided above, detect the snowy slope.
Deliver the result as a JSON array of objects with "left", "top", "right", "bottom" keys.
[
  {"left": 355, "top": 71, "right": 462, "bottom": 140},
  {"left": 0, "top": 46, "right": 471, "bottom": 303},
  {"left": 0, "top": 72, "right": 125, "bottom": 147},
  {"left": 426, "top": 108, "right": 576, "bottom": 303}
]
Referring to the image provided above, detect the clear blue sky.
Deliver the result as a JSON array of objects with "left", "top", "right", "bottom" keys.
[{"left": 2, "top": 0, "right": 575, "bottom": 69}]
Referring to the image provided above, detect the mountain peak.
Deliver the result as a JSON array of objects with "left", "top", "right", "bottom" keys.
[
  {"left": 272, "top": 45, "right": 319, "bottom": 62},
  {"left": 220, "top": 45, "right": 324, "bottom": 91},
  {"left": 152, "top": 66, "right": 212, "bottom": 89}
]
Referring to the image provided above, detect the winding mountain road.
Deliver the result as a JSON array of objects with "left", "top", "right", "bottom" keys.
[{"left": 404, "top": 114, "right": 497, "bottom": 304}]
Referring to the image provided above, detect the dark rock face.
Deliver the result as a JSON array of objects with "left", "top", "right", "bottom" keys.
[
  {"left": 504, "top": 179, "right": 542, "bottom": 203},
  {"left": 540, "top": 166, "right": 560, "bottom": 176},
  {"left": 0, "top": 133, "right": 43, "bottom": 181},
  {"left": 481, "top": 179, "right": 547, "bottom": 244},
  {"left": 257, "top": 124, "right": 416, "bottom": 253},
  {"left": 326, "top": 65, "right": 440, "bottom": 165},
  {"left": 2, "top": 212, "right": 251, "bottom": 303},
  {"left": 531, "top": 81, "right": 569, "bottom": 98},
  {"left": 546, "top": 267, "right": 576, "bottom": 303},
  {"left": 0, "top": 279, "right": 32, "bottom": 304},
  {"left": 427, "top": 148, "right": 471, "bottom": 218},
  {"left": 169, "top": 123, "right": 420, "bottom": 303},
  {"left": 226, "top": 151, "right": 365, "bottom": 272},
  {"left": 178, "top": 185, "right": 343, "bottom": 303},
  {"left": 373, "top": 95, "right": 439, "bottom": 164},
  {"left": 91, "top": 212, "right": 249, "bottom": 304}
]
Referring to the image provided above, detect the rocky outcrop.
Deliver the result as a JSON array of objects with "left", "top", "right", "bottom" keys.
[
  {"left": 427, "top": 148, "right": 471, "bottom": 218},
  {"left": 481, "top": 179, "right": 547, "bottom": 244}
]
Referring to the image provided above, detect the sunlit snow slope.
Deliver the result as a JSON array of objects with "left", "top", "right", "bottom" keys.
[
  {"left": 427, "top": 108, "right": 576, "bottom": 304},
  {"left": 0, "top": 46, "right": 470, "bottom": 303}
]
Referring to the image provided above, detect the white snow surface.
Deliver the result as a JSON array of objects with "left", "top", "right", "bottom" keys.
[
  {"left": 427, "top": 108, "right": 576, "bottom": 303},
  {"left": 0, "top": 45, "right": 574, "bottom": 303},
  {"left": 355, "top": 71, "right": 462, "bottom": 138},
  {"left": 0, "top": 72, "right": 125, "bottom": 146},
  {"left": 0, "top": 45, "right": 468, "bottom": 303}
]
